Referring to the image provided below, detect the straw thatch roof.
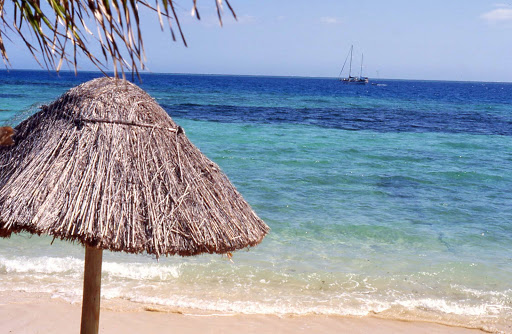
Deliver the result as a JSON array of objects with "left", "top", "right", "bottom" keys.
[{"left": 0, "top": 78, "right": 269, "bottom": 256}]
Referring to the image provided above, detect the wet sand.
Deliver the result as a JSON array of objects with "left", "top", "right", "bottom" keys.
[{"left": 0, "top": 290, "right": 486, "bottom": 334}]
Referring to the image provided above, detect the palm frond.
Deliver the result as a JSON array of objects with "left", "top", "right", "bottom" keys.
[{"left": 0, "top": 0, "right": 236, "bottom": 78}]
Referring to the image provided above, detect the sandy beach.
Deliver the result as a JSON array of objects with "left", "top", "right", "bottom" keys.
[{"left": 0, "top": 291, "right": 487, "bottom": 334}]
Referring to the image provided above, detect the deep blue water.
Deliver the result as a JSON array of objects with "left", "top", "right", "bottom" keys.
[
  {"left": 0, "top": 70, "right": 511, "bottom": 332},
  {"left": 149, "top": 76, "right": 512, "bottom": 136},
  {"left": 2, "top": 70, "right": 512, "bottom": 135}
]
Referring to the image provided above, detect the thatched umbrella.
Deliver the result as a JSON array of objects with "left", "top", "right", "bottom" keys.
[{"left": 0, "top": 78, "right": 269, "bottom": 334}]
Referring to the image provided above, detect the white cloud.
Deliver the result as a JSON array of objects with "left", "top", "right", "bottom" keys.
[
  {"left": 320, "top": 17, "right": 342, "bottom": 25},
  {"left": 481, "top": 8, "right": 512, "bottom": 23},
  {"left": 492, "top": 3, "right": 511, "bottom": 8},
  {"left": 236, "top": 15, "right": 257, "bottom": 24},
  {"left": 183, "top": 13, "right": 255, "bottom": 27}
]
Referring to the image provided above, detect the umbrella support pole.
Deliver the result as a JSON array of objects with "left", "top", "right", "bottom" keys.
[{"left": 80, "top": 246, "right": 103, "bottom": 334}]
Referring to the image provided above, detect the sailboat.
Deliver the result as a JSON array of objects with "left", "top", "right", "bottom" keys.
[{"left": 338, "top": 45, "right": 369, "bottom": 84}]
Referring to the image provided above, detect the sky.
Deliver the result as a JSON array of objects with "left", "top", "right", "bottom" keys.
[{"left": 3, "top": 0, "right": 512, "bottom": 81}]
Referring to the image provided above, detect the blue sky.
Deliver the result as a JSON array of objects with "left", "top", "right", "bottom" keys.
[{"left": 4, "top": 0, "right": 512, "bottom": 81}]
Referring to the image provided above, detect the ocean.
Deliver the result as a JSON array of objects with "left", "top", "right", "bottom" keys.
[{"left": 1, "top": 70, "right": 511, "bottom": 332}]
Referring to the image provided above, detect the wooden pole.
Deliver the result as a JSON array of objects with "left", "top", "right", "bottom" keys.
[{"left": 80, "top": 246, "right": 103, "bottom": 334}]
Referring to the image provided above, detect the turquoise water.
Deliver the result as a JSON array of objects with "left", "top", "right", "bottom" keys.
[{"left": 0, "top": 71, "right": 511, "bottom": 332}]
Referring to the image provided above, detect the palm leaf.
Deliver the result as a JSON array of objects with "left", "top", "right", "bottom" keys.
[{"left": 0, "top": 0, "right": 236, "bottom": 78}]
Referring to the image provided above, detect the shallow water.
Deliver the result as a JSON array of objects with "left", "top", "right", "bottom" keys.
[{"left": 1, "top": 71, "right": 511, "bottom": 332}]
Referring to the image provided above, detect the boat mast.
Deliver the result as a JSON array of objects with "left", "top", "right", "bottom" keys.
[
  {"left": 360, "top": 53, "right": 364, "bottom": 78},
  {"left": 349, "top": 45, "right": 353, "bottom": 77},
  {"left": 338, "top": 47, "right": 352, "bottom": 79}
]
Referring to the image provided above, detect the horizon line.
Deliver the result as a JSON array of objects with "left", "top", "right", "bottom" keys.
[{"left": 1, "top": 68, "right": 511, "bottom": 84}]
